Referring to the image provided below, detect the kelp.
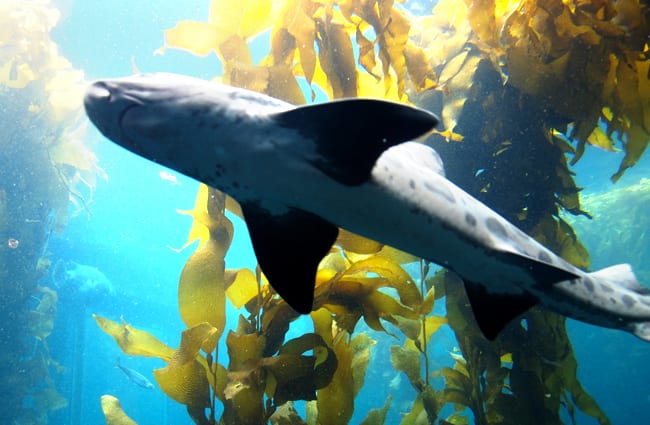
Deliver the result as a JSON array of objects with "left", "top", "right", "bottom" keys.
[
  {"left": 101, "top": 395, "right": 138, "bottom": 425},
  {"left": 420, "top": 0, "right": 650, "bottom": 182},
  {"left": 0, "top": 4, "right": 103, "bottom": 423},
  {"left": 160, "top": 0, "right": 436, "bottom": 102}
]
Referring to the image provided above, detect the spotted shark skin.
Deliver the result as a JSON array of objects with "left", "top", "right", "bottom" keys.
[{"left": 84, "top": 73, "right": 650, "bottom": 341}]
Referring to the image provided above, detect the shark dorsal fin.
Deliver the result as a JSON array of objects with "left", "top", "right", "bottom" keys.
[
  {"left": 272, "top": 99, "right": 438, "bottom": 186},
  {"left": 241, "top": 202, "right": 339, "bottom": 314}
]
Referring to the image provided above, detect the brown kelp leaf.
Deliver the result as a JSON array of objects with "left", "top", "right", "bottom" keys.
[
  {"left": 404, "top": 42, "right": 437, "bottom": 93},
  {"left": 417, "top": 0, "right": 471, "bottom": 67},
  {"left": 219, "top": 34, "right": 253, "bottom": 64},
  {"left": 270, "top": 27, "right": 296, "bottom": 65},
  {"left": 379, "top": 8, "right": 411, "bottom": 97},
  {"left": 93, "top": 315, "right": 174, "bottom": 361},
  {"left": 359, "top": 395, "right": 391, "bottom": 425},
  {"left": 441, "top": 52, "right": 481, "bottom": 133},
  {"left": 223, "top": 331, "right": 267, "bottom": 425},
  {"left": 268, "top": 65, "right": 307, "bottom": 104},
  {"left": 315, "top": 13, "right": 358, "bottom": 98},
  {"left": 281, "top": 0, "right": 318, "bottom": 89},
  {"left": 311, "top": 309, "right": 353, "bottom": 425},
  {"left": 345, "top": 256, "right": 422, "bottom": 306},
  {"left": 153, "top": 323, "right": 215, "bottom": 408},
  {"left": 264, "top": 332, "right": 338, "bottom": 404},
  {"left": 100, "top": 395, "right": 137, "bottom": 425},
  {"left": 350, "top": 333, "right": 376, "bottom": 396},
  {"left": 356, "top": 27, "right": 380, "bottom": 79},
  {"left": 531, "top": 216, "right": 590, "bottom": 269},
  {"left": 28, "top": 286, "right": 57, "bottom": 342},
  {"left": 34, "top": 386, "right": 68, "bottom": 412},
  {"left": 269, "top": 402, "right": 308, "bottom": 425},
  {"left": 389, "top": 345, "right": 422, "bottom": 390},
  {"left": 314, "top": 255, "right": 419, "bottom": 333}
]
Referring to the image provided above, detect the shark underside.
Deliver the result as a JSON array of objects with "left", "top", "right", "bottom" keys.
[{"left": 83, "top": 73, "right": 650, "bottom": 341}]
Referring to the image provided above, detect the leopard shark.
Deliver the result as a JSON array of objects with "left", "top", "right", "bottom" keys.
[{"left": 84, "top": 73, "right": 650, "bottom": 341}]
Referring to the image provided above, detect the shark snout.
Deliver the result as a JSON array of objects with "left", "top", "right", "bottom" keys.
[{"left": 84, "top": 80, "right": 143, "bottom": 145}]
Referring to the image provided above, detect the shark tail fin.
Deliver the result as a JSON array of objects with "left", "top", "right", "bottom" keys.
[{"left": 589, "top": 264, "right": 650, "bottom": 295}]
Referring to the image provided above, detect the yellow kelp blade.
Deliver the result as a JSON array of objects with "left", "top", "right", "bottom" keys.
[
  {"left": 176, "top": 183, "right": 210, "bottom": 250},
  {"left": 93, "top": 315, "right": 174, "bottom": 361},
  {"left": 208, "top": 0, "right": 279, "bottom": 40},
  {"left": 311, "top": 309, "right": 353, "bottom": 425},
  {"left": 178, "top": 237, "right": 227, "bottom": 336},
  {"left": 225, "top": 268, "right": 258, "bottom": 309},
  {"left": 403, "top": 315, "right": 448, "bottom": 352},
  {"left": 100, "top": 395, "right": 137, "bottom": 425},
  {"left": 162, "top": 20, "right": 226, "bottom": 56},
  {"left": 153, "top": 323, "right": 216, "bottom": 408},
  {"left": 335, "top": 229, "right": 383, "bottom": 255}
]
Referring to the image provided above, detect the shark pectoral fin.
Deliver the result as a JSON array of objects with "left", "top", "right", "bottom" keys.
[
  {"left": 241, "top": 203, "right": 339, "bottom": 314},
  {"left": 463, "top": 282, "right": 539, "bottom": 340},
  {"left": 272, "top": 99, "right": 439, "bottom": 186}
]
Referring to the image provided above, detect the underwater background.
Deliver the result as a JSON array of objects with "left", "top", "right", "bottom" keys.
[{"left": 1, "top": 0, "right": 649, "bottom": 424}]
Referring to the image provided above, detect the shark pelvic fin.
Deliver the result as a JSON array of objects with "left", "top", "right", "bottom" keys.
[
  {"left": 272, "top": 99, "right": 439, "bottom": 186},
  {"left": 463, "top": 281, "right": 539, "bottom": 340},
  {"left": 241, "top": 203, "right": 338, "bottom": 314}
]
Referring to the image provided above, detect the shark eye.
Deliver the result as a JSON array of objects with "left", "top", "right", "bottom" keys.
[{"left": 87, "top": 81, "right": 112, "bottom": 102}]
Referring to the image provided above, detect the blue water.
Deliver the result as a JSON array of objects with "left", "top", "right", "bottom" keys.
[{"left": 5, "top": 1, "right": 649, "bottom": 424}]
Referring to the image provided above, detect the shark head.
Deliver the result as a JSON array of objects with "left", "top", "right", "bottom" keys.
[{"left": 84, "top": 73, "right": 226, "bottom": 177}]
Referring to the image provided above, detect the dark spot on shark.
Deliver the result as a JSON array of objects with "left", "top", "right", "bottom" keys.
[
  {"left": 486, "top": 217, "right": 507, "bottom": 239},
  {"left": 409, "top": 179, "right": 415, "bottom": 189},
  {"left": 537, "top": 251, "right": 552, "bottom": 263},
  {"left": 600, "top": 283, "right": 614, "bottom": 293},
  {"left": 610, "top": 297, "right": 617, "bottom": 304},
  {"left": 233, "top": 181, "right": 240, "bottom": 189},
  {"left": 622, "top": 295, "right": 636, "bottom": 308},
  {"left": 465, "top": 213, "right": 476, "bottom": 227},
  {"left": 583, "top": 278, "right": 594, "bottom": 293},
  {"left": 423, "top": 181, "right": 455, "bottom": 203}
]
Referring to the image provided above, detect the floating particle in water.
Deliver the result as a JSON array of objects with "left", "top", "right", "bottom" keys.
[{"left": 7, "top": 238, "right": 19, "bottom": 249}]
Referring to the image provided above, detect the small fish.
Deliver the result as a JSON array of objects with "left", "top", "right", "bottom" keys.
[
  {"left": 116, "top": 359, "right": 154, "bottom": 390},
  {"left": 84, "top": 73, "right": 650, "bottom": 342}
]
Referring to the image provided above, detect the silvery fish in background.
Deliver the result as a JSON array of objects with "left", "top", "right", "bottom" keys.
[{"left": 116, "top": 358, "right": 154, "bottom": 390}]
